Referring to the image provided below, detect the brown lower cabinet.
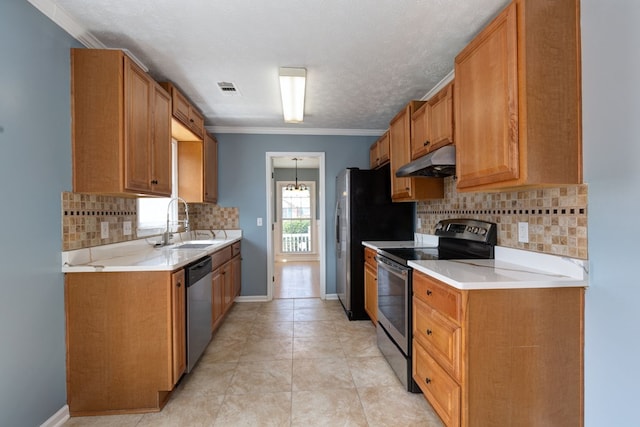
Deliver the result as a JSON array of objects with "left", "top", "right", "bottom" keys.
[
  {"left": 363, "top": 247, "right": 378, "bottom": 325},
  {"left": 65, "top": 269, "right": 186, "bottom": 415},
  {"left": 412, "top": 271, "right": 585, "bottom": 427},
  {"left": 65, "top": 242, "right": 242, "bottom": 416},
  {"left": 211, "top": 242, "right": 241, "bottom": 332}
]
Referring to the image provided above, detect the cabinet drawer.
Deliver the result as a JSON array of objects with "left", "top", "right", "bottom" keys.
[
  {"left": 413, "top": 272, "right": 462, "bottom": 323},
  {"left": 231, "top": 241, "right": 241, "bottom": 257},
  {"left": 211, "top": 246, "right": 232, "bottom": 270},
  {"left": 413, "top": 341, "right": 460, "bottom": 427},
  {"left": 413, "top": 297, "right": 461, "bottom": 380},
  {"left": 364, "top": 247, "right": 377, "bottom": 269}
]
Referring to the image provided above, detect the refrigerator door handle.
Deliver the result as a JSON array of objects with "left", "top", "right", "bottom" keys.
[{"left": 334, "top": 200, "right": 341, "bottom": 253}]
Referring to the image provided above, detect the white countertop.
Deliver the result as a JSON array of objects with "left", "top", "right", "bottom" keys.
[
  {"left": 363, "top": 233, "right": 439, "bottom": 249},
  {"left": 62, "top": 230, "right": 242, "bottom": 273},
  {"left": 363, "top": 238, "right": 589, "bottom": 290}
]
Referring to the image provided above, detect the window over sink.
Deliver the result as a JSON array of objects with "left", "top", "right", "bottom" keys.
[{"left": 137, "top": 140, "right": 179, "bottom": 236}]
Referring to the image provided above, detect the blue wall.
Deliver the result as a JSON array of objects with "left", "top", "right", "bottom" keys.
[
  {"left": 0, "top": 1, "right": 80, "bottom": 425},
  {"left": 216, "top": 133, "right": 375, "bottom": 296},
  {"left": 582, "top": 1, "right": 640, "bottom": 425}
]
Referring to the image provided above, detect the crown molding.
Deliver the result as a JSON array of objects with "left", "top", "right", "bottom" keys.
[
  {"left": 27, "top": 0, "right": 106, "bottom": 48},
  {"left": 420, "top": 69, "right": 455, "bottom": 101},
  {"left": 207, "top": 126, "right": 385, "bottom": 137}
]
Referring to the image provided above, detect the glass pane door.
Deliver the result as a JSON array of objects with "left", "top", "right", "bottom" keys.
[{"left": 281, "top": 187, "right": 312, "bottom": 253}]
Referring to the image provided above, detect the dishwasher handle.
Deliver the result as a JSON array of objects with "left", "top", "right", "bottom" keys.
[{"left": 186, "top": 256, "right": 213, "bottom": 285}]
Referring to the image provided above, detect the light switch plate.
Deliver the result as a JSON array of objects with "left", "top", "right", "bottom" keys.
[
  {"left": 101, "top": 221, "right": 109, "bottom": 239},
  {"left": 257, "top": 217, "right": 263, "bottom": 226},
  {"left": 518, "top": 222, "right": 529, "bottom": 243},
  {"left": 123, "top": 221, "right": 132, "bottom": 236}
]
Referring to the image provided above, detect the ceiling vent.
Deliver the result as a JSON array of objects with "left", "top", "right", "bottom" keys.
[{"left": 217, "top": 81, "right": 240, "bottom": 96}]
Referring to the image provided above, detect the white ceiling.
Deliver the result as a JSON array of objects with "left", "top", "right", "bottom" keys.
[{"left": 31, "top": 0, "right": 509, "bottom": 135}]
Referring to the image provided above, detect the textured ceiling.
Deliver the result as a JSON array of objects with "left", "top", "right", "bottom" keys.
[{"left": 37, "top": 0, "right": 509, "bottom": 134}]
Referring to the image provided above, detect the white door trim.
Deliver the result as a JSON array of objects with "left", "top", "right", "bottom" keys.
[{"left": 265, "top": 152, "right": 326, "bottom": 300}]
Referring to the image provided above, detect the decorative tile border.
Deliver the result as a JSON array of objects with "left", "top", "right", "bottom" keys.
[
  {"left": 61, "top": 192, "right": 240, "bottom": 250},
  {"left": 416, "top": 179, "right": 588, "bottom": 259}
]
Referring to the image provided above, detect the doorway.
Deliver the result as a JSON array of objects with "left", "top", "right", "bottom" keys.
[{"left": 266, "top": 152, "right": 326, "bottom": 300}]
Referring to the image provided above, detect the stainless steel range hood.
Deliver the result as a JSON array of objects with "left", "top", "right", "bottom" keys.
[{"left": 395, "top": 145, "right": 456, "bottom": 178}]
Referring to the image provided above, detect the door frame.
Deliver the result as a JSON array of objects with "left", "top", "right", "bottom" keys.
[
  {"left": 275, "top": 180, "right": 318, "bottom": 261},
  {"left": 265, "top": 152, "right": 326, "bottom": 300}
]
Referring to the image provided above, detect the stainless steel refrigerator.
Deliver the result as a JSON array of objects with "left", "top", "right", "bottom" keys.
[{"left": 335, "top": 167, "right": 414, "bottom": 320}]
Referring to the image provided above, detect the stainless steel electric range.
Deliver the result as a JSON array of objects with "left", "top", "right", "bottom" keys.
[{"left": 375, "top": 218, "right": 497, "bottom": 392}]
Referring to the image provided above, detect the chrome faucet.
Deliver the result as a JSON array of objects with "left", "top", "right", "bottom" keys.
[{"left": 163, "top": 197, "right": 190, "bottom": 246}]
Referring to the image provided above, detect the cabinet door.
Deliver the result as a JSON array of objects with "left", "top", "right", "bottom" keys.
[
  {"left": 172, "top": 87, "right": 191, "bottom": 125},
  {"left": 171, "top": 269, "right": 186, "bottom": 385},
  {"left": 150, "top": 84, "right": 172, "bottom": 196},
  {"left": 364, "top": 264, "right": 377, "bottom": 324},
  {"left": 188, "top": 108, "right": 205, "bottom": 140},
  {"left": 389, "top": 106, "right": 412, "bottom": 200},
  {"left": 369, "top": 142, "right": 379, "bottom": 169},
  {"left": 223, "top": 262, "right": 233, "bottom": 310},
  {"left": 378, "top": 131, "right": 390, "bottom": 164},
  {"left": 411, "top": 103, "right": 431, "bottom": 159},
  {"left": 204, "top": 133, "right": 218, "bottom": 203},
  {"left": 428, "top": 83, "right": 454, "bottom": 151},
  {"left": 231, "top": 255, "right": 241, "bottom": 298},
  {"left": 212, "top": 267, "right": 224, "bottom": 330},
  {"left": 455, "top": 3, "right": 519, "bottom": 189},
  {"left": 124, "top": 58, "right": 152, "bottom": 193}
]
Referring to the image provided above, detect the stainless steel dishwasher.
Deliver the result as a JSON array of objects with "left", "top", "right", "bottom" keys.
[{"left": 185, "top": 256, "right": 213, "bottom": 373}]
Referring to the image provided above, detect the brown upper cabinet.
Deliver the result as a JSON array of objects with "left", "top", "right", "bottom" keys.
[
  {"left": 160, "top": 82, "right": 205, "bottom": 141},
  {"left": 177, "top": 132, "right": 218, "bottom": 204},
  {"left": 410, "top": 82, "right": 454, "bottom": 161},
  {"left": 71, "top": 49, "right": 172, "bottom": 197},
  {"left": 454, "top": 0, "right": 582, "bottom": 191},
  {"left": 203, "top": 133, "right": 219, "bottom": 204},
  {"left": 389, "top": 101, "right": 444, "bottom": 201},
  {"left": 369, "top": 130, "right": 390, "bottom": 169}
]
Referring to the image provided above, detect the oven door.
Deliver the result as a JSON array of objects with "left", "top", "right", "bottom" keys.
[{"left": 375, "top": 254, "right": 411, "bottom": 355}]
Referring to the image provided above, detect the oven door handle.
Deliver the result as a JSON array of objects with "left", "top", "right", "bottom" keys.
[{"left": 375, "top": 255, "right": 409, "bottom": 277}]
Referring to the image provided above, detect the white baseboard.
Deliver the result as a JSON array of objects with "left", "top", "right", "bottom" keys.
[
  {"left": 235, "top": 294, "right": 338, "bottom": 303},
  {"left": 235, "top": 295, "right": 270, "bottom": 302},
  {"left": 40, "top": 405, "right": 69, "bottom": 427}
]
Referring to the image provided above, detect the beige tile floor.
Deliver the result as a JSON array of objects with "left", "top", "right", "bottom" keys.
[
  {"left": 273, "top": 261, "right": 321, "bottom": 299},
  {"left": 64, "top": 298, "right": 444, "bottom": 427}
]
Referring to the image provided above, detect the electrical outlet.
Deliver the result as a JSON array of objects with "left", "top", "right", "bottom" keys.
[
  {"left": 416, "top": 218, "right": 422, "bottom": 229},
  {"left": 101, "top": 221, "right": 109, "bottom": 239},
  {"left": 518, "top": 222, "right": 529, "bottom": 243},
  {"left": 123, "top": 221, "right": 132, "bottom": 236}
]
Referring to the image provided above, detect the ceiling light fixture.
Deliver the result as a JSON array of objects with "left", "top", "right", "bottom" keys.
[
  {"left": 279, "top": 67, "right": 306, "bottom": 123},
  {"left": 286, "top": 158, "right": 308, "bottom": 191}
]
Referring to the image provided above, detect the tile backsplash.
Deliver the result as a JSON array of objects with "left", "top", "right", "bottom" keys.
[
  {"left": 416, "top": 178, "right": 588, "bottom": 259},
  {"left": 61, "top": 192, "right": 239, "bottom": 250}
]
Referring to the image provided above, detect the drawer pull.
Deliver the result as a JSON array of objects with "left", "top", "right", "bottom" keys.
[
  {"left": 426, "top": 290, "right": 433, "bottom": 296},
  {"left": 425, "top": 377, "right": 432, "bottom": 384},
  {"left": 426, "top": 329, "right": 433, "bottom": 335}
]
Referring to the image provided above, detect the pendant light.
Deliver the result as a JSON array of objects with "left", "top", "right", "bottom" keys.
[{"left": 286, "top": 158, "right": 307, "bottom": 191}]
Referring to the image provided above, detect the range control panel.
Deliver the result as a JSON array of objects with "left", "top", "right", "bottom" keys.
[{"left": 434, "top": 219, "right": 497, "bottom": 245}]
